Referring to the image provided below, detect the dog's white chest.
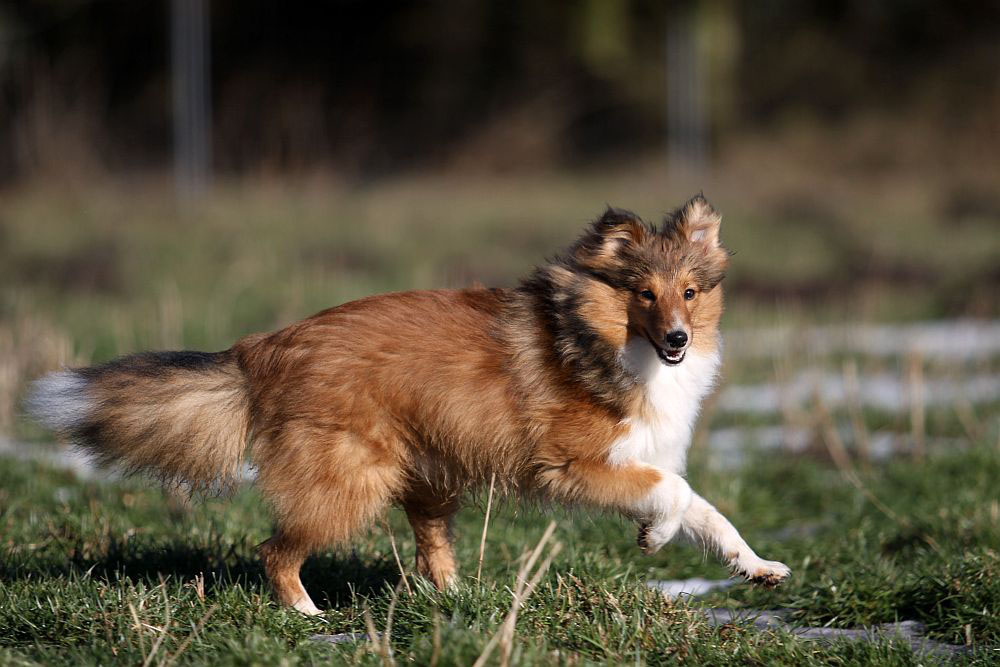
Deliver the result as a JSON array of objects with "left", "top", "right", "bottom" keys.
[{"left": 607, "top": 338, "right": 720, "bottom": 474}]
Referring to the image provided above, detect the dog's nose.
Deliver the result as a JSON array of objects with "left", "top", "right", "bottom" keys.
[{"left": 665, "top": 330, "right": 688, "bottom": 349}]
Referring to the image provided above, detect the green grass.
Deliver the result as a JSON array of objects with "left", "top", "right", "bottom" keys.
[{"left": 1, "top": 439, "right": 998, "bottom": 665}]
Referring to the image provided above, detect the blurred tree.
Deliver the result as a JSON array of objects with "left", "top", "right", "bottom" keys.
[{"left": 0, "top": 0, "right": 997, "bottom": 181}]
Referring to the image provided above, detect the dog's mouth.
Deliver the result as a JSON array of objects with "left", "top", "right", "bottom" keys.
[{"left": 651, "top": 340, "right": 686, "bottom": 366}]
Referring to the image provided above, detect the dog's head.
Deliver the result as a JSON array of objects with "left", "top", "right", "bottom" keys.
[{"left": 566, "top": 195, "right": 728, "bottom": 365}]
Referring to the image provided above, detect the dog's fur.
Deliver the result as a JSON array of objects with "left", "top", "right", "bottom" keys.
[{"left": 28, "top": 195, "right": 789, "bottom": 614}]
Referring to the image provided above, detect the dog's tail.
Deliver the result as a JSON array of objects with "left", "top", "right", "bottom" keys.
[{"left": 26, "top": 349, "right": 252, "bottom": 490}]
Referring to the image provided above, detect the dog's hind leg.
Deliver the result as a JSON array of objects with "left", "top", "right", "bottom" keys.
[
  {"left": 403, "top": 489, "right": 460, "bottom": 589},
  {"left": 259, "top": 533, "right": 321, "bottom": 615},
  {"left": 254, "top": 426, "right": 407, "bottom": 613}
]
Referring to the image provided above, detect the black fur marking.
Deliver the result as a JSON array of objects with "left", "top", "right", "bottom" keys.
[
  {"left": 64, "top": 348, "right": 245, "bottom": 495},
  {"left": 594, "top": 206, "right": 647, "bottom": 231},
  {"left": 72, "top": 350, "right": 228, "bottom": 450},
  {"left": 519, "top": 266, "right": 637, "bottom": 413},
  {"left": 80, "top": 350, "right": 227, "bottom": 380}
]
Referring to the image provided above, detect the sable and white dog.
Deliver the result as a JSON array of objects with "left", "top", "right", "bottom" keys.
[{"left": 28, "top": 195, "right": 789, "bottom": 615}]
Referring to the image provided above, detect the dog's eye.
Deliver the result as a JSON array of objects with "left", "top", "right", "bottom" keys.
[
  {"left": 639, "top": 289, "right": 656, "bottom": 301},
  {"left": 683, "top": 288, "right": 696, "bottom": 300}
]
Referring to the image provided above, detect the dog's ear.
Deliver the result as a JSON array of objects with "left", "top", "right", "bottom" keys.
[
  {"left": 662, "top": 195, "right": 721, "bottom": 247},
  {"left": 592, "top": 207, "right": 648, "bottom": 245},
  {"left": 571, "top": 207, "right": 649, "bottom": 269}
]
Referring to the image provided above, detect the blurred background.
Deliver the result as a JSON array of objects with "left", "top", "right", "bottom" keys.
[{"left": 1, "top": 1, "right": 998, "bottom": 461}]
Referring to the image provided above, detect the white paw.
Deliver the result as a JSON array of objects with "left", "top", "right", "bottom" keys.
[
  {"left": 637, "top": 519, "right": 681, "bottom": 555},
  {"left": 292, "top": 596, "right": 323, "bottom": 616},
  {"left": 733, "top": 556, "right": 790, "bottom": 586}
]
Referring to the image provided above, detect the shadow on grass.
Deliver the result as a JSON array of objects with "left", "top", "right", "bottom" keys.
[{"left": 0, "top": 536, "right": 400, "bottom": 611}]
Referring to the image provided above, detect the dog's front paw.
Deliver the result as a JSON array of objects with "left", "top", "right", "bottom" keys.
[
  {"left": 734, "top": 557, "right": 791, "bottom": 587},
  {"left": 636, "top": 520, "right": 680, "bottom": 555},
  {"left": 637, "top": 523, "right": 654, "bottom": 554}
]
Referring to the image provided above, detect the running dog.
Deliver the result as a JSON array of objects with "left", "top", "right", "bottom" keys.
[{"left": 28, "top": 195, "right": 790, "bottom": 614}]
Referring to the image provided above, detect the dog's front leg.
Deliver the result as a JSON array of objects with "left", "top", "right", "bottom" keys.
[
  {"left": 629, "top": 471, "right": 694, "bottom": 555},
  {"left": 681, "top": 492, "right": 790, "bottom": 585},
  {"left": 538, "top": 459, "right": 693, "bottom": 552}
]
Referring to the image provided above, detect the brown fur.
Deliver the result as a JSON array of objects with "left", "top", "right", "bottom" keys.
[
  {"left": 30, "top": 195, "right": 737, "bottom": 612},
  {"left": 75, "top": 351, "right": 251, "bottom": 491}
]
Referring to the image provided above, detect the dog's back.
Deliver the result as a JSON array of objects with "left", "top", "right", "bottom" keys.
[{"left": 232, "top": 289, "right": 538, "bottom": 545}]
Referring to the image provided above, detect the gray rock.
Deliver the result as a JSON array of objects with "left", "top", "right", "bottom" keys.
[{"left": 703, "top": 608, "right": 970, "bottom": 658}]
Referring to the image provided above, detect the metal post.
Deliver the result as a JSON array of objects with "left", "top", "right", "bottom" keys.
[
  {"left": 171, "top": 0, "right": 211, "bottom": 199},
  {"left": 666, "top": 3, "right": 708, "bottom": 174}
]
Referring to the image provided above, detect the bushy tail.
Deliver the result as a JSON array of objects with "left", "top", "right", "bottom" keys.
[{"left": 26, "top": 350, "right": 252, "bottom": 490}]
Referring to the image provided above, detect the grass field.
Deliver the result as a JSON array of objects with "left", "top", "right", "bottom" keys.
[{"left": 1, "top": 437, "right": 998, "bottom": 664}]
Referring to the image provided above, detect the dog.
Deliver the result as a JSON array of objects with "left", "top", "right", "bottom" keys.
[{"left": 27, "top": 195, "right": 790, "bottom": 615}]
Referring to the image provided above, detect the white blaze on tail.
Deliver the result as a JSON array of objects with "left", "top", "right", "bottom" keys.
[{"left": 25, "top": 370, "right": 94, "bottom": 434}]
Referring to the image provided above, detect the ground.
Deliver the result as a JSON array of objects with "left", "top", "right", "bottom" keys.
[{"left": 0, "top": 438, "right": 997, "bottom": 665}]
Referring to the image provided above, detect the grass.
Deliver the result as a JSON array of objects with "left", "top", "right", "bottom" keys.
[{"left": 1, "top": 437, "right": 998, "bottom": 665}]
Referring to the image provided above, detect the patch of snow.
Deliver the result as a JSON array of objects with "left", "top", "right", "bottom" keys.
[
  {"left": 726, "top": 320, "right": 1000, "bottom": 362},
  {"left": 718, "top": 371, "right": 1000, "bottom": 415},
  {"left": 646, "top": 578, "right": 735, "bottom": 598}
]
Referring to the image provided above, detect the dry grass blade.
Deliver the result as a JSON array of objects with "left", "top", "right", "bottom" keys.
[
  {"left": 813, "top": 391, "right": 853, "bottom": 474},
  {"left": 815, "top": 392, "right": 904, "bottom": 525},
  {"left": 953, "top": 395, "right": 984, "bottom": 443},
  {"left": 499, "top": 541, "right": 563, "bottom": 666},
  {"left": 430, "top": 608, "right": 442, "bottom": 667},
  {"left": 477, "top": 472, "right": 497, "bottom": 582},
  {"left": 473, "top": 521, "right": 560, "bottom": 667},
  {"left": 382, "top": 580, "right": 402, "bottom": 662},
  {"left": 516, "top": 520, "right": 557, "bottom": 589},
  {"left": 162, "top": 604, "right": 217, "bottom": 666},
  {"left": 774, "top": 353, "right": 807, "bottom": 451},
  {"left": 385, "top": 522, "right": 412, "bottom": 596},
  {"left": 842, "top": 359, "right": 871, "bottom": 466},
  {"left": 128, "top": 601, "right": 146, "bottom": 662},
  {"left": 141, "top": 585, "right": 172, "bottom": 667},
  {"left": 362, "top": 603, "right": 394, "bottom": 667},
  {"left": 814, "top": 391, "right": 941, "bottom": 552},
  {"left": 908, "top": 351, "right": 926, "bottom": 462}
]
